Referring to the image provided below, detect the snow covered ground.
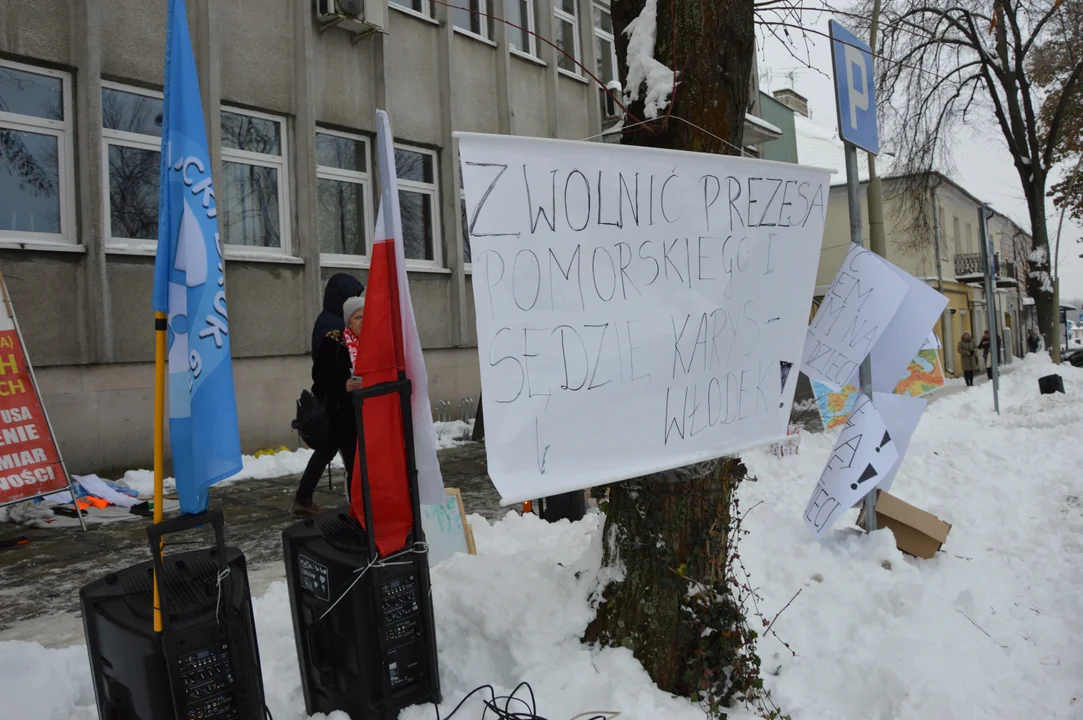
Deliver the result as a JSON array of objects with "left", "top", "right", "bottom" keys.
[{"left": 2, "top": 356, "right": 1081, "bottom": 719}]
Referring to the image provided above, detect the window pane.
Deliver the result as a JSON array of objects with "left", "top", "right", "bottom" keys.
[
  {"left": 395, "top": 149, "right": 434, "bottom": 184},
  {"left": 389, "top": 0, "right": 425, "bottom": 12},
  {"left": 595, "top": 35, "right": 615, "bottom": 84},
  {"left": 0, "top": 129, "right": 60, "bottom": 234},
  {"left": 399, "top": 190, "right": 434, "bottom": 261},
  {"left": 317, "top": 178, "right": 367, "bottom": 256},
  {"left": 0, "top": 66, "right": 63, "bottom": 121},
  {"left": 460, "top": 198, "right": 472, "bottom": 264},
  {"left": 506, "top": 0, "right": 531, "bottom": 52},
  {"left": 559, "top": 0, "right": 575, "bottom": 16},
  {"left": 556, "top": 17, "right": 578, "bottom": 72},
  {"left": 452, "top": 0, "right": 483, "bottom": 34},
  {"left": 593, "top": 5, "right": 611, "bottom": 33},
  {"left": 316, "top": 133, "right": 367, "bottom": 172},
  {"left": 220, "top": 161, "right": 281, "bottom": 248},
  {"left": 101, "top": 88, "right": 163, "bottom": 137},
  {"left": 108, "top": 145, "right": 160, "bottom": 240},
  {"left": 221, "top": 111, "right": 281, "bottom": 155}
]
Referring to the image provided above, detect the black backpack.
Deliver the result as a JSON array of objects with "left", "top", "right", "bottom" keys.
[{"left": 292, "top": 388, "right": 330, "bottom": 451}]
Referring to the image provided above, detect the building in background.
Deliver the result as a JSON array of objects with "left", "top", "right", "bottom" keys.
[
  {"left": 0, "top": 0, "right": 783, "bottom": 474},
  {"left": 778, "top": 88, "right": 1034, "bottom": 377}
]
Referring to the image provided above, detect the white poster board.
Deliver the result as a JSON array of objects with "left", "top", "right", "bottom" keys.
[
  {"left": 458, "top": 132, "right": 830, "bottom": 504},
  {"left": 851, "top": 262, "right": 948, "bottom": 393},
  {"left": 420, "top": 488, "right": 477, "bottom": 566},
  {"left": 802, "top": 243, "right": 908, "bottom": 390},
  {"left": 802, "top": 393, "right": 899, "bottom": 539},
  {"left": 871, "top": 392, "right": 927, "bottom": 493}
]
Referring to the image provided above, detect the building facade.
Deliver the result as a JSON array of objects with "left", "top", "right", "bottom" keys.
[{"left": 0, "top": 0, "right": 777, "bottom": 474}]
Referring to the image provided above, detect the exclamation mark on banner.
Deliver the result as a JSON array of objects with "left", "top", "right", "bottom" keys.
[{"left": 851, "top": 464, "right": 878, "bottom": 491}]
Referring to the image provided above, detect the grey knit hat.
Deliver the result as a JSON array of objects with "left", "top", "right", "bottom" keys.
[{"left": 343, "top": 295, "right": 365, "bottom": 321}]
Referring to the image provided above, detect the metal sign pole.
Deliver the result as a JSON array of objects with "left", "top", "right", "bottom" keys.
[
  {"left": 831, "top": 20, "right": 882, "bottom": 532},
  {"left": 978, "top": 204, "right": 1000, "bottom": 414},
  {"left": 843, "top": 145, "right": 878, "bottom": 531}
]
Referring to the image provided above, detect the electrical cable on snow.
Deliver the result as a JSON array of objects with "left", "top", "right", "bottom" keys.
[{"left": 428, "top": 682, "right": 620, "bottom": 720}]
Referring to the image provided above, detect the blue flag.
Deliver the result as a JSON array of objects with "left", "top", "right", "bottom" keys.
[{"left": 153, "top": 0, "right": 242, "bottom": 514}]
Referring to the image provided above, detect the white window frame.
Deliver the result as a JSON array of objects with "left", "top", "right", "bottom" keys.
[
  {"left": 316, "top": 128, "right": 373, "bottom": 268},
  {"left": 394, "top": 143, "right": 442, "bottom": 270},
  {"left": 389, "top": 0, "right": 434, "bottom": 21},
  {"left": 592, "top": 3, "right": 617, "bottom": 84},
  {"left": 0, "top": 59, "right": 75, "bottom": 248},
  {"left": 219, "top": 106, "right": 292, "bottom": 259},
  {"left": 100, "top": 81, "right": 163, "bottom": 254},
  {"left": 507, "top": 0, "right": 538, "bottom": 59},
  {"left": 452, "top": 0, "right": 495, "bottom": 42},
  {"left": 554, "top": 0, "right": 582, "bottom": 77}
]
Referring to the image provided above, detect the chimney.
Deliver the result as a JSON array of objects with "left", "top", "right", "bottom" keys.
[{"left": 772, "top": 88, "right": 809, "bottom": 118}]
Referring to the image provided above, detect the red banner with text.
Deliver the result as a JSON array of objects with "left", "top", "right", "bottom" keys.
[{"left": 0, "top": 321, "right": 68, "bottom": 506}]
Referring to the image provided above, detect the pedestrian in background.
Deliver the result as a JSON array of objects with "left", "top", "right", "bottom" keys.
[
  {"left": 293, "top": 274, "right": 363, "bottom": 516},
  {"left": 958, "top": 331, "right": 979, "bottom": 387}
]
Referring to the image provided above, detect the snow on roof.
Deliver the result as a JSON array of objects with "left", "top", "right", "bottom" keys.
[
  {"left": 745, "top": 112, "right": 782, "bottom": 136},
  {"left": 793, "top": 114, "right": 896, "bottom": 180}
]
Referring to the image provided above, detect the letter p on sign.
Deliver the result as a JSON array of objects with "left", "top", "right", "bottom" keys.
[{"left": 829, "top": 20, "right": 880, "bottom": 156}]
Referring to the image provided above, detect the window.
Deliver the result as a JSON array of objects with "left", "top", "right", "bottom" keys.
[
  {"left": 459, "top": 174, "right": 472, "bottom": 267},
  {"left": 966, "top": 222, "right": 973, "bottom": 253},
  {"left": 938, "top": 207, "right": 947, "bottom": 259},
  {"left": 390, "top": 0, "right": 432, "bottom": 17},
  {"left": 220, "top": 108, "right": 290, "bottom": 254},
  {"left": 0, "top": 60, "right": 74, "bottom": 246},
  {"left": 316, "top": 130, "right": 372, "bottom": 263},
  {"left": 101, "top": 83, "right": 163, "bottom": 249},
  {"left": 395, "top": 145, "right": 441, "bottom": 266},
  {"left": 507, "top": 0, "right": 537, "bottom": 56},
  {"left": 593, "top": 4, "right": 617, "bottom": 86},
  {"left": 452, "top": 0, "right": 495, "bottom": 39},
  {"left": 953, "top": 216, "right": 961, "bottom": 255},
  {"left": 554, "top": 0, "right": 581, "bottom": 75}
]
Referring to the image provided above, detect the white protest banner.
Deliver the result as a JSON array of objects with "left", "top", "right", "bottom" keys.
[
  {"left": 802, "top": 244, "right": 908, "bottom": 390},
  {"left": 803, "top": 393, "right": 899, "bottom": 539},
  {"left": 457, "top": 132, "right": 830, "bottom": 504},
  {"left": 850, "top": 261, "right": 948, "bottom": 393},
  {"left": 920, "top": 330, "right": 941, "bottom": 350},
  {"left": 871, "top": 392, "right": 927, "bottom": 493}
]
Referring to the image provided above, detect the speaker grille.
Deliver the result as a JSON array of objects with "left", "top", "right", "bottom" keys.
[
  {"left": 319, "top": 512, "right": 368, "bottom": 554},
  {"left": 121, "top": 554, "right": 226, "bottom": 617}
]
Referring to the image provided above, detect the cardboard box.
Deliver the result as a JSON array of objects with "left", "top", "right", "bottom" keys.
[{"left": 857, "top": 490, "right": 951, "bottom": 559}]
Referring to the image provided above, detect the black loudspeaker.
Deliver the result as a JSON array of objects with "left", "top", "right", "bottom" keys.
[
  {"left": 1039, "top": 373, "right": 1065, "bottom": 395},
  {"left": 283, "top": 371, "right": 440, "bottom": 720},
  {"left": 538, "top": 491, "right": 587, "bottom": 523},
  {"left": 80, "top": 510, "right": 266, "bottom": 720},
  {"left": 283, "top": 510, "right": 440, "bottom": 719}
]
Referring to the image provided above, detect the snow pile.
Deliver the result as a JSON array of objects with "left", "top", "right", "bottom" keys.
[
  {"left": 2, "top": 355, "right": 1082, "bottom": 719},
  {"left": 622, "top": 0, "right": 675, "bottom": 119},
  {"left": 433, "top": 419, "right": 475, "bottom": 450},
  {"left": 117, "top": 420, "right": 474, "bottom": 498}
]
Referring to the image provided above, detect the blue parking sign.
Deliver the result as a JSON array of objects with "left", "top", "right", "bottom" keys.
[{"left": 829, "top": 20, "right": 880, "bottom": 155}]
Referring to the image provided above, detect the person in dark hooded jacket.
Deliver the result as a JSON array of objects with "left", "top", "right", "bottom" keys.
[{"left": 294, "top": 273, "right": 364, "bottom": 516}]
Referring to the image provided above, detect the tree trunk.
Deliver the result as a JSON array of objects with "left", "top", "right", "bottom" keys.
[
  {"left": 585, "top": 461, "right": 763, "bottom": 714},
  {"left": 1023, "top": 173, "right": 1057, "bottom": 355},
  {"left": 612, "top": 0, "right": 754, "bottom": 155},
  {"left": 589, "top": 6, "right": 759, "bottom": 714}
]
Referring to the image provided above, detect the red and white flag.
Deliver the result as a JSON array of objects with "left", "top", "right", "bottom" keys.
[{"left": 351, "top": 110, "right": 445, "bottom": 556}]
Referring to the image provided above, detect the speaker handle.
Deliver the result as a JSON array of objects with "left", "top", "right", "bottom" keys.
[{"left": 147, "top": 508, "right": 229, "bottom": 621}]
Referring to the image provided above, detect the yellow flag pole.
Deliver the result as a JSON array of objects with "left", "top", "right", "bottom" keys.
[{"left": 153, "top": 311, "right": 167, "bottom": 633}]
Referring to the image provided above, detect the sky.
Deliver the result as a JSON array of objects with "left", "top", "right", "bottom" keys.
[{"left": 756, "top": 12, "right": 1083, "bottom": 304}]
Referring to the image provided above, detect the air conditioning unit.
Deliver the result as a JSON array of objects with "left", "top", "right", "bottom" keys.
[{"left": 316, "top": 0, "right": 388, "bottom": 37}]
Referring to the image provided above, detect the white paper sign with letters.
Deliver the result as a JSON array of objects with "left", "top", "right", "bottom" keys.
[
  {"left": 803, "top": 393, "right": 899, "bottom": 539},
  {"left": 802, "top": 244, "right": 908, "bottom": 390},
  {"left": 457, "top": 132, "right": 831, "bottom": 504}
]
